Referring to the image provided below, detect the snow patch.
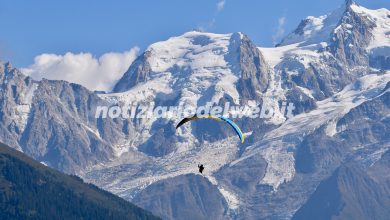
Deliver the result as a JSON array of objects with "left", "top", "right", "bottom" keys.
[
  {"left": 13, "top": 83, "right": 38, "bottom": 132},
  {"left": 259, "top": 146, "right": 295, "bottom": 189},
  {"left": 297, "top": 86, "right": 315, "bottom": 99},
  {"left": 325, "top": 120, "right": 338, "bottom": 137},
  {"left": 219, "top": 187, "right": 240, "bottom": 210},
  {"left": 206, "top": 175, "right": 240, "bottom": 210}
]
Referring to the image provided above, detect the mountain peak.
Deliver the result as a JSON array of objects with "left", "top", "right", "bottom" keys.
[
  {"left": 5, "top": 61, "right": 12, "bottom": 70},
  {"left": 0, "top": 61, "right": 14, "bottom": 76},
  {"left": 275, "top": 0, "right": 381, "bottom": 47},
  {"left": 345, "top": 0, "right": 356, "bottom": 8},
  {"left": 113, "top": 31, "right": 246, "bottom": 93}
]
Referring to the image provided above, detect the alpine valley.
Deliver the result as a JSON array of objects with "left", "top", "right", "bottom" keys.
[{"left": 1, "top": 1, "right": 390, "bottom": 219}]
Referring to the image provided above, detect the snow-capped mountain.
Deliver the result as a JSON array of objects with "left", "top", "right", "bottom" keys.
[
  {"left": 0, "top": 62, "right": 132, "bottom": 173},
  {"left": 0, "top": 0, "right": 390, "bottom": 219}
]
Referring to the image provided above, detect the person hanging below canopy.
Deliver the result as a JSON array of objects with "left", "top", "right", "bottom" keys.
[{"left": 198, "top": 164, "right": 205, "bottom": 174}]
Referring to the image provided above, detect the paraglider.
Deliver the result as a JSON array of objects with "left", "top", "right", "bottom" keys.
[
  {"left": 198, "top": 164, "right": 205, "bottom": 174},
  {"left": 175, "top": 114, "right": 245, "bottom": 143}
]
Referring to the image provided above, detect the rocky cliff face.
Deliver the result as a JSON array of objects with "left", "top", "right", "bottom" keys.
[
  {"left": 229, "top": 33, "right": 271, "bottom": 100},
  {"left": 133, "top": 174, "right": 228, "bottom": 220},
  {"left": 0, "top": 62, "right": 132, "bottom": 173},
  {"left": 328, "top": 2, "right": 375, "bottom": 67},
  {"left": 293, "top": 155, "right": 390, "bottom": 220},
  {"left": 113, "top": 51, "right": 153, "bottom": 93},
  {"left": 0, "top": 62, "right": 31, "bottom": 151}
]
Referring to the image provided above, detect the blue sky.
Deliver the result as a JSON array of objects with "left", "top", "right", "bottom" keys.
[{"left": 0, "top": 0, "right": 389, "bottom": 67}]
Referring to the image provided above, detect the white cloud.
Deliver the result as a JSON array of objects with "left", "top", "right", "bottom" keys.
[
  {"left": 22, "top": 47, "right": 139, "bottom": 91},
  {"left": 217, "top": 0, "right": 225, "bottom": 12},
  {"left": 272, "top": 16, "right": 286, "bottom": 45}
]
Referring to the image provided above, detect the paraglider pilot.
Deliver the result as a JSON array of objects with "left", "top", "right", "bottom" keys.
[{"left": 198, "top": 164, "right": 205, "bottom": 174}]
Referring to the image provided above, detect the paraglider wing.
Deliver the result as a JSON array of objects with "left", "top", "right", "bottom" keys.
[
  {"left": 175, "top": 115, "right": 221, "bottom": 129},
  {"left": 175, "top": 115, "right": 198, "bottom": 129},
  {"left": 219, "top": 116, "right": 245, "bottom": 143},
  {"left": 175, "top": 114, "right": 244, "bottom": 143}
]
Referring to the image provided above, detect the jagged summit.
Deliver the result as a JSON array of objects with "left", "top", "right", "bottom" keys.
[
  {"left": 0, "top": 61, "right": 24, "bottom": 80},
  {"left": 276, "top": 0, "right": 367, "bottom": 47},
  {"left": 345, "top": 0, "right": 356, "bottom": 7},
  {"left": 1, "top": 61, "right": 13, "bottom": 73},
  {"left": 273, "top": 0, "right": 389, "bottom": 69}
]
